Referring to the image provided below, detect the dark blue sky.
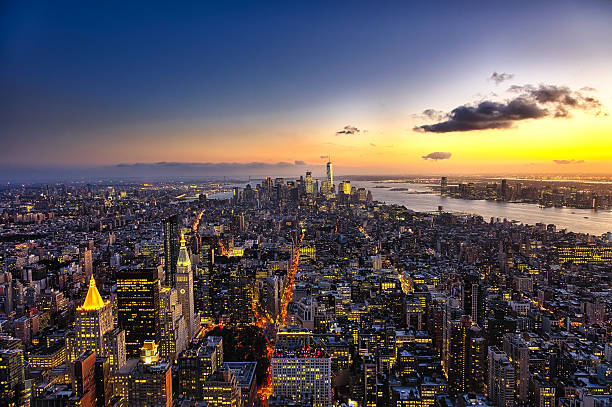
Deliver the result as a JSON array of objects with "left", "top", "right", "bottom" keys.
[{"left": 1, "top": 0, "right": 611, "bottom": 177}]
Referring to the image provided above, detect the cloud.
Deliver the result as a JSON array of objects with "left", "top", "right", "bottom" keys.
[
  {"left": 422, "top": 152, "right": 452, "bottom": 160},
  {"left": 422, "top": 109, "right": 448, "bottom": 122},
  {"left": 320, "top": 155, "right": 329, "bottom": 159},
  {"left": 489, "top": 72, "right": 514, "bottom": 85},
  {"left": 415, "top": 84, "right": 603, "bottom": 133},
  {"left": 369, "top": 143, "right": 377, "bottom": 147},
  {"left": 336, "top": 125, "right": 361, "bottom": 135},
  {"left": 553, "top": 159, "right": 585, "bottom": 165},
  {"left": 294, "top": 160, "right": 306, "bottom": 165}
]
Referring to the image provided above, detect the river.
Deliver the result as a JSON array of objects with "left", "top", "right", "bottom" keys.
[{"left": 352, "top": 181, "right": 612, "bottom": 236}]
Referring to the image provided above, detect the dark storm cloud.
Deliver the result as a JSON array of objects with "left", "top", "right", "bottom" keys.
[
  {"left": 422, "top": 152, "right": 452, "bottom": 160},
  {"left": 553, "top": 159, "right": 585, "bottom": 165},
  {"left": 489, "top": 72, "right": 514, "bottom": 85},
  {"left": 415, "top": 84, "right": 604, "bottom": 133},
  {"left": 336, "top": 125, "right": 361, "bottom": 135}
]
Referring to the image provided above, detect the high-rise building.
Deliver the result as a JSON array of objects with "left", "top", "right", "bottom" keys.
[
  {"left": 158, "top": 286, "right": 188, "bottom": 360},
  {"left": 75, "top": 277, "right": 113, "bottom": 361},
  {"left": 201, "top": 367, "right": 242, "bottom": 407},
  {"left": 163, "top": 214, "right": 180, "bottom": 287},
  {"left": 195, "top": 236, "right": 214, "bottom": 324},
  {"left": 176, "top": 234, "right": 198, "bottom": 340},
  {"left": 0, "top": 349, "right": 25, "bottom": 405},
  {"left": 529, "top": 378, "right": 555, "bottom": 407},
  {"left": 487, "top": 347, "right": 515, "bottom": 407},
  {"left": 503, "top": 333, "right": 530, "bottom": 402},
  {"left": 103, "top": 327, "right": 126, "bottom": 374},
  {"left": 305, "top": 171, "right": 314, "bottom": 195},
  {"left": 271, "top": 335, "right": 332, "bottom": 407},
  {"left": 444, "top": 315, "right": 485, "bottom": 395},
  {"left": 94, "top": 356, "right": 112, "bottom": 407},
  {"left": 441, "top": 177, "right": 448, "bottom": 196},
  {"left": 127, "top": 341, "right": 172, "bottom": 407},
  {"left": 72, "top": 351, "right": 96, "bottom": 407},
  {"left": 117, "top": 267, "right": 161, "bottom": 357},
  {"left": 177, "top": 336, "right": 223, "bottom": 400}
]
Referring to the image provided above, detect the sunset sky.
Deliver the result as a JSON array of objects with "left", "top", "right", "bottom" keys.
[{"left": 1, "top": 1, "right": 611, "bottom": 179}]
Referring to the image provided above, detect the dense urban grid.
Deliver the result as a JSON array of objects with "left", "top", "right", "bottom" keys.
[{"left": 0, "top": 162, "right": 611, "bottom": 407}]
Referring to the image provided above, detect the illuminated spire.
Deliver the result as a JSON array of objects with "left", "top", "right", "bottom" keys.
[
  {"left": 80, "top": 276, "right": 106, "bottom": 311},
  {"left": 177, "top": 232, "right": 191, "bottom": 268}
]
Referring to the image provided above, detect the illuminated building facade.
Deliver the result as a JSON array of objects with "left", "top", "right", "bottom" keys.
[
  {"left": 488, "top": 347, "right": 515, "bottom": 407},
  {"left": 177, "top": 336, "right": 223, "bottom": 400},
  {"left": 271, "top": 340, "right": 332, "bottom": 407},
  {"left": 163, "top": 214, "right": 180, "bottom": 287},
  {"left": 116, "top": 267, "right": 161, "bottom": 356},
  {"left": 127, "top": 341, "right": 172, "bottom": 407},
  {"left": 201, "top": 367, "right": 242, "bottom": 407},
  {"left": 72, "top": 351, "right": 96, "bottom": 407},
  {"left": 176, "top": 234, "right": 198, "bottom": 340},
  {"left": 75, "top": 277, "right": 113, "bottom": 361},
  {"left": 0, "top": 349, "right": 25, "bottom": 406},
  {"left": 159, "top": 286, "right": 188, "bottom": 360}
]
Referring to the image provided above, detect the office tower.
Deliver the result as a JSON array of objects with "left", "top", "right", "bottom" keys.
[
  {"left": 75, "top": 276, "right": 113, "bottom": 361},
  {"left": 501, "top": 179, "right": 508, "bottom": 200},
  {"left": 0, "top": 349, "right": 25, "bottom": 405},
  {"left": 159, "top": 286, "right": 188, "bottom": 360},
  {"left": 176, "top": 234, "right": 198, "bottom": 340},
  {"left": 201, "top": 367, "right": 242, "bottom": 407},
  {"left": 163, "top": 214, "right": 180, "bottom": 287},
  {"left": 272, "top": 335, "right": 332, "bottom": 407},
  {"left": 116, "top": 267, "right": 161, "bottom": 357},
  {"left": 195, "top": 236, "right": 214, "bottom": 324},
  {"left": 342, "top": 180, "right": 351, "bottom": 195},
  {"left": 103, "top": 327, "right": 126, "bottom": 374},
  {"left": 441, "top": 177, "right": 448, "bottom": 195},
  {"left": 463, "top": 274, "right": 484, "bottom": 325},
  {"left": 73, "top": 351, "right": 96, "bottom": 407},
  {"left": 94, "top": 356, "right": 112, "bottom": 407},
  {"left": 326, "top": 159, "right": 333, "bottom": 190},
  {"left": 177, "top": 336, "right": 223, "bottom": 400},
  {"left": 488, "top": 347, "right": 515, "bottom": 407},
  {"left": 127, "top": 341, "right": 172, "bottom": 407},
  {"left": 223, "top": 362, "right": 257, "bottom": 407},
  {"left": 305, "top": 171, "right": 314, "bottom": 194}
]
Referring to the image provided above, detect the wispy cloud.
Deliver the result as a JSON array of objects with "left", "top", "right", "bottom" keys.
[
  {"left": 336, "top": 125, "right": 361, "bottom": 135},
  {"left": 414, "top": 84, "right": 603, "bottom": 133},
  {"left": 489, "top": 72, "right": 514, "bottom": 85},
  {"left": 422, "top": 152, "right": 452, "bottom": 160},
  {"left": 553, "top": 159, "right": 585, "bottom": 165}
]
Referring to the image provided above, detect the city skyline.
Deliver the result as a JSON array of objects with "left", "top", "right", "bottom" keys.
[{"left": 2, "top": 1, "right": 612, "bottom": 180}]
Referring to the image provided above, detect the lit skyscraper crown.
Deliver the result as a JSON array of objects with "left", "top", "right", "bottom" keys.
[{"left": 79, "top": 276, "right": 106, "bottom": 311}]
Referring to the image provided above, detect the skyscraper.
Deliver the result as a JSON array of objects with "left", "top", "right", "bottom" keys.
[
  {"left": 176, "top": 233, "right": 198, "bottom": 340},
  {"left": 117, "top": 267, "right": 161, "bottom": 356},
  {"left": 72, "top": 351, "right": 96, "bottom": 407},
  {"left": 488, "top": 347, "right": 515, "bottom": 407},
  {"left": 75, "top": 277, "right": 113, "bottom": 361},
  {"left": 127, "top": 341, "right": 173, "bottom": 407},
  {"left": 444, "top": 315, "right": 486, "bottom": 395},
  {"left": 305, "top": 171, "right": 314, "bottom": 195},
  {"left": 326, "top": 159, "right": 334, "bottom": 196},
  {"left": 272, "top": 334, "right": 332, "bottom": 407},
  {"left": 163, "top": 214, "right": 180, "bottom": 287}
]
